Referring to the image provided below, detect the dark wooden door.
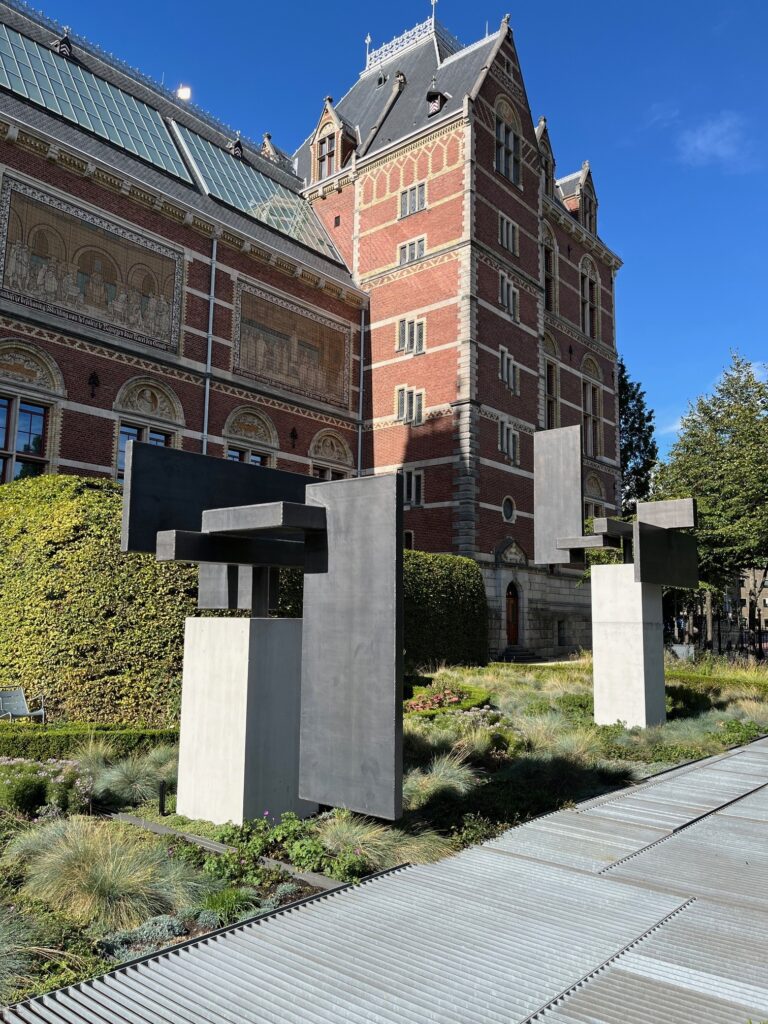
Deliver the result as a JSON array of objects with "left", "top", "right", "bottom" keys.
[{"left": 506, "top": 582, "right": 519, "bottom": 646}]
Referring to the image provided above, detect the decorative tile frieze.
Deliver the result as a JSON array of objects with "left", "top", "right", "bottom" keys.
[{"left": 0, "top": 177, "right": 184, "bottom": 353}]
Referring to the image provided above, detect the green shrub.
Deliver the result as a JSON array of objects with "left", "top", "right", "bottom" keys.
[
  {"left": 0, "top": 770, "right": 48, "bottom": 816},
  {"left": 4, "top": 816, "right": 213, "bottom": 932},
  {"left": 403, "top": 550, "right": 488, "bottom": 669},
  {"left": 0, "top": 476, "right": 199, "bottom": 725},
  {"left": 0, "top": 723, "right": 178, "bottom": 760}
]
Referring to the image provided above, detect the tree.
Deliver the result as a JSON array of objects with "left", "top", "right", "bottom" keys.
[
  {"left": 618, "top": 356, "right": 658, "bottom": 514},
  {"left": 655, "top": 352, "right": 768, "bottom": 595}
]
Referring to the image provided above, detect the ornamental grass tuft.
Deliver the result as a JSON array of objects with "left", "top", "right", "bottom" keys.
[
  {"left": 402, "top": 752, "right": 480, "bottom": 811},
  {"left": 316, "top": 809, "right": 451, "bottom": 869},
  {"left": 3, "top": 816, "right": 213, "bottom": 932},
  {"left": 0, "top": 906, "right": 31, "bottom": 1003}
]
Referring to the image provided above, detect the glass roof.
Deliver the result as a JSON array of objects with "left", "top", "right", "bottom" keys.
[
  {"left": 0, "top": 24, "right": 191, "bottom": 181},
  {"left": 175, "top": 124, "right": 340, "bottom": 261}
]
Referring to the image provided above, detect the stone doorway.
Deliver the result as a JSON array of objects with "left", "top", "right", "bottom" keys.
[{"left": 506, "top": 582, "right": 519, "bottom": 646}]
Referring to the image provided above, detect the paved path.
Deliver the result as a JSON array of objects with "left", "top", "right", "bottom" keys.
[{"left": 5, "top": 740, "right": 768, "bottom": 1023}]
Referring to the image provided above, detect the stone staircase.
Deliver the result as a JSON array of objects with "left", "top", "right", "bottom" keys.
[{"left": 499, "top": 645, "right": 545, "bottom": 664}]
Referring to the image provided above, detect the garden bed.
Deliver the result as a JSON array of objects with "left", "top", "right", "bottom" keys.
[{"left": 2, "top": 654, "right": 768, "bottom": 1006}]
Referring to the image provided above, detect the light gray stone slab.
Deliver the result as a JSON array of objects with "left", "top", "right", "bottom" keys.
[
  {"left": 534, "top": 425, "right": 583, "bottom": 565},
  {"left": 176, "top": 617, "right": 317, "bottom": 825},
  {"left": 202, "top": 502, "right": 327, "bottom": 536},
  {"left": 592, "top": 563, "right": 666, "bottom": 728},
  {"left": 299, "top": 474, "right": 403, "bottom": 820},
  {"left": 636, "top": 498, "right": 697, "bottom": 530}
]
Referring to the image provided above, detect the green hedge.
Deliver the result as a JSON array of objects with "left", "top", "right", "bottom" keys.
[
  {"left": 0, "top": 476, "right": 487, "bottom": 725},
  {"left": 0, "top": 475, "right": 198, "bottom": 726},
  {"left": 0, "top": 723, "right": 178, "bottom": 760},
  {"left": 403, "top": 550, "right": 488, "bottom": 670}
]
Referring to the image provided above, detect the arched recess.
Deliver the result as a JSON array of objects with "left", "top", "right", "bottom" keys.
[
  {"left": 585, "top": 473, "right": 605, "bottom": 501},
  {"left": 113, "top": 376, "right": 185, "bottom": 427},
  {"left": 223, "top": 407, "right": 279, "bottom": 451},
  {"left": 73, "top": 246, "right": 121, "bottom": 309},
  {"left": 581, "top": 354, "right": 602, "bottom": 381},
  {"left": 542, "top": 331, "right": 560, "bottom": 360},
  {"left": 494, "top": 95, "right": 521, "bottom": 131},
  {"left": 0, "top": 340, "right": 66, "bottom": 398},
  {"left": 28, "top": 223, "right": 66, "bottom": 264},
  {"left": 309, "top": 429, "right": 354, "bottom": 468}
]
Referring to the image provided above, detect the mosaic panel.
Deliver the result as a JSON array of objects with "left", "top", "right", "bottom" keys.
[
  {"left": 233, "top": 281, "right": 350, "bottom": 408},
  {"left": 0, "top": 177, "right": 183, "bottom": 351}
]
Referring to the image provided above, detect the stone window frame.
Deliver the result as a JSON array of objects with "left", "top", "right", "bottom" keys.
[
  {"left": 499, "top": 271, "right": 519, "bottom": 320},
  {"left": 308, "top": 428, "right": 354, "bottom": 480},
  {"left": 501, "top": 495, "right": 517, "bottom": 523},
  {"left": 399, "top": 182, "right": 427, "bottom": 219},
  {"left": 396, "top": 316, "right": 426, "bottom": 355},
  {"left": 395, "top": 385, "right": 425, "bottom": 426},
  {"left": 0, "top": 340, "right": 65, "bottom": 483},
  {"left": 498, "top": 213, "right": 519, "bottom": 256},
  {"left": 112, "top": 376, "right": 184, "bottom": 481},
  {"left": 542, "top": 222, "right": 558, "bottom": 314},
  {"left": 494, "top": 97, "right": 522, "bottom": 187},
  {"left": 403, "top": 468, "right": 424, "bottom": 507},
  {"left": 498, "top": 345, "right": 519, "bottom": 394},
  {"left": 398, "top": 236, "right": 426, "bottom": 266},
  {"left": 223, "top": 406, "right": 278, "bottom": 469},
  {"left": 579, "top": 256, "right": 600, "bottom": 342},
  {"left": 581, "top": 357, "right": 603, "bottom": 459},
  {"left": 498, "top": 418, "right": 520, "bottom": 465}
]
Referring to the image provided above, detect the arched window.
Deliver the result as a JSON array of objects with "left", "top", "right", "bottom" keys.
[
  {"left": 0, "top": 341, "right": 65, "bottom": 485},
  {"left": 581, "top": 358, "right": 602, "bottom": 458},
  {"left": 542, "top": 223, "right": 557, "bottom": 313},
  {"left": 113, "top": 377, "right": 183, "bottom": 482},
  {"left": 309, "top": 429, "right": 353, "bottom": 480},
  {"left": 494, "top": 98, "right": 521, "bottom": 185},
  {"left": 580, "top": 257, "right": 599, "bottom": 341},
  {"left": 584, "top": 473, "right": 606, "bottom": 522},
  {"left": 223, "top": 407, "right": 278, "bottom": 468}
]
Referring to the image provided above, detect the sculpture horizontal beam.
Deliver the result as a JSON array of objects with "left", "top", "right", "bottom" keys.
[
  {"left": 636, "top": 498, "right": 697, "bottom": 530},
  {"left": 156, "top": 530, "right": 306, "bottom": 568},
  {"left": 201, "top": 502, "right": 327, "bottom": 536}
]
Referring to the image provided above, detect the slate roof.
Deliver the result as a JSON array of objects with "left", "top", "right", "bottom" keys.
[
  {"left": 294, "top": 24, "right": 498, "bottom": 181},
  {"left": 555, "top": 171, "right": 582, "bottom": 199},
  {"left": 0, "top": 0, "right": 353, "bottom": 282},
  {"left": 5, "top": 738, "right": 768, "bottom": 1023}
]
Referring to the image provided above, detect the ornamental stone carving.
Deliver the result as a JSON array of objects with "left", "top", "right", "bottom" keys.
[
  {"left": 114, "top": 377, "right": 184, "bottom": 425},
  {"left": 309, "top": 429, "right": 353, "bottom": 467},
  {"left": 494, "top": 537, "right": 528, "bottom": 567},
  {"left": 0, "top": 340, "right": 65, "bottom": 395},
  {"left": 225, "top": 407, "right": 278, "bottom": 448}
]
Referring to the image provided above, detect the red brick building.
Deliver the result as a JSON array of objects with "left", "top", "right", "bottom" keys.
[
  {"left": 0, "top": 5, "right": 621, "bottom": 657},
  {"left": 297, "top": 16, "right": 621, "bottom": 655},
  {"left": 0, "top": 1, "right": 365, "bottom": 510}
]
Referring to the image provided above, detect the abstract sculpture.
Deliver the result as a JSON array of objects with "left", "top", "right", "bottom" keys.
[
  {"left": 534, "top": 425, "right": 697, "bottom": 727},
  {"left": 121, "top": 442, "right": 403, "bottom": 823}
]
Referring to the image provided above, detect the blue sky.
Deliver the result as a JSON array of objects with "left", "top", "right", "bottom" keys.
[{"left": 36, "top": 0, "right": 767, "bottom": 456}]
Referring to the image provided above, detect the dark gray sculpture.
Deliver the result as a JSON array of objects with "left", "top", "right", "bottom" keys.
[
  {"left": 122, "top": 442, "right": 403, "bottom": 821},
  {"left": 534, "top": 425, "right": 698, "bottom": 727}
]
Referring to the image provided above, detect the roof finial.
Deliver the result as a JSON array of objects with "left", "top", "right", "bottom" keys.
[
  {"left": 365, "top": 32, "right": 372, "bottom": 62},
  {"left": 431, "top": 0, "right": 438, "bottom": 29}
]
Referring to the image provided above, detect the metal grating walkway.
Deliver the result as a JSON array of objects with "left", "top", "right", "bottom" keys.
[{"left": 4, "top": 739, "right": 768, "bottom": 1023}]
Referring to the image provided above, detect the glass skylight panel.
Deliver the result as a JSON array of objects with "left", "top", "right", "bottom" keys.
[
  {"left": 175, "top": 124, "right": 339, "bottom": 260},
  {"left": 0, "top": 24, "right": 191, "bottom": 181}
]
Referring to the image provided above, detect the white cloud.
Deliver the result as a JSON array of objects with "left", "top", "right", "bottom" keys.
[
  {"left": 677, "top": 111, "right": 759, "bottom": 173},
  {"left": 658, "top": 417, "right": 682, "bottom": 436},
  {"left": 643, "top": 101, "right": 680, "bottom": 130}
]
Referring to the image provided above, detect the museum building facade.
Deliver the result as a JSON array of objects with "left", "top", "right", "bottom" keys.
[{"left": 0, "top": 3, "right": 621, "bottom": 657}]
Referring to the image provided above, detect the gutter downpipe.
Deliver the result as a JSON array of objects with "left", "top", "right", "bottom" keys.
[
  {"left": 357, "top": 304, "right": 365, "bottom": 476},
  {"left": 201, "top": 235, "right": 217, "bottom": 454}
]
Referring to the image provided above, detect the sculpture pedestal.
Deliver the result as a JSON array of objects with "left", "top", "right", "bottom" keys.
[
  {"left": 176, "top": 617, "right": 317, "bottom": 825},
  {"left": 591, "top": 564, "right": 666, "bottom": 728}
]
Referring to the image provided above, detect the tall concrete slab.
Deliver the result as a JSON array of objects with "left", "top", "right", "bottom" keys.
[
  {"left": 176, "top": 617, "right": 317, "bottom": 824},
  {"left": 592, "top": 563, "right": 666, "bottom": 728},
  {"left": 534, "top": 425, "right": 583, "bottom": 564},
  {"left": 299, "top": 474, "right": 403, "bottom": 820}
]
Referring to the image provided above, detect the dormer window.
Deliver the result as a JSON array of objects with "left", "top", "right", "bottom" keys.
[
  {"left": 318, "top": 133, "right": 336, "bottom": 178},
  {"left": 228, "top": 136, "right": 244, "bottom": 160},
  {"left": 427, "top": 91, "right": 446, "bottom": 117},
  {"left": 581, "top": 188, "right": 597, "bottom": 234}
]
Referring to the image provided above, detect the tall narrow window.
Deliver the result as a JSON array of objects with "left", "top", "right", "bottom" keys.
[
  {"left": 542, "top": 154, "right": 554, "bottom": 197},
  {"left": 499, "top": 419, "right": 518, "bottom": 463},
  {"left": 495, "top": 116, "right": 521, "bottom": 184},
  {"left": 404, "top": 469, "right": 424, "bottom": 506},
  {"left": 0, "top": 396, "right": 48, "bottom": 483},
  {"left": 582, "top": 381, "right": 601, "bottom": 457},
  {"left": 399, "top": 238, "right": 425, "bottom": 265},
  {"left": 399, "top": 183, "right": 426, "bottom": 218},
  {"left": 499, "top": 346, "right": 517, "bottom": 392},
  {"left": 581, "top": 189, "right": 597, "bottom": 234},
  {"left": 318, "top": 134, "right": 336, "bottom": 178},
  {"left": 499, "top": 214, "right": 517, "bottom": 254},
  {"left": 396, "top": 318, "right": 425, "bottom": 354},
  {"left": 499, "top": 272, "right": 518, "bottom": 319},
  {"left": 544, "top": 240, "right": 555, "bottom": 312},
  {"left": 545, "top": 360, "right": 558, "bottom": 429},
  {"left": 395, "top": 387, "right": 424, "bottom": 425},
  {"left": 580, "top": 261, "right": 598, "bottom": 340}
]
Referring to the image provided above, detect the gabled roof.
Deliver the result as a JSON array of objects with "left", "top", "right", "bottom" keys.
[{"left": 294, "top": 19, "right": 498, "bottom": 181}]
